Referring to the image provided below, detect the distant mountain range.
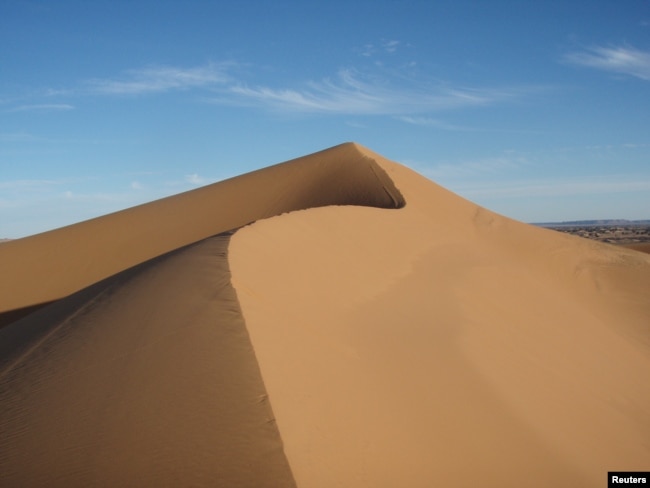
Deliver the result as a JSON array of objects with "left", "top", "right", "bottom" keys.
[{"left": 533, "top": 219, "right": 650, "bottom": 227}]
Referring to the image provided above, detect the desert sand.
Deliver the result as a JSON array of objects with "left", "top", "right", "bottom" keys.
[{"left": 1, "top": 143, "right": 649, "bottom": 487}]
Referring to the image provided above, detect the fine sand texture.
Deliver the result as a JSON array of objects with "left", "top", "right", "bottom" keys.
[{"left": 1, "top": 143, "right": 649, "bottom": 487}]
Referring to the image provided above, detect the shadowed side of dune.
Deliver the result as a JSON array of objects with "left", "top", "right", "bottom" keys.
[
  {"left": 0, "top": 142, "right": 404, "bottom": 325},
  {"left": 0, "top": 302, "right": 56, "bottom": 329},
  {"left": 0, "top": 232, "right": 296, "bottom": 487}
]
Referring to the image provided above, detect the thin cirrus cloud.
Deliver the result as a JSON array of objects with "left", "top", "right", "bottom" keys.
[
  {"left": 564, "top": 45, "right": 650, "bottom": 81},
  {"left": 23, "top": 62, "right": 530, "bottom": 116},
  {"left": 6, "top": 104, "right": 75, "bottom": 113},
  {"left": 456, "top": 177, "right": 650, "bottom": 199},
  {"left": 185, "top": 173, "right": 210, "bottom": 185},
  {"left": 0, "top": 179, "right": 66, "bottom": 192},
  {"left": 0, "top": 132, "right": 38, "bottom": 142},
  {"left": 85, "top": 63, "right": 231, "bottom": 95},
  {"left": 358, "top": 39, "right": 401, "bottom": 57},
  {"left": 224, "top": 69, "right": 525, "bottom": 115},
  {"left": 397, "top": 116, "right": 475, "bottom": 131},
  {"left": 412, "top": 156, "right": 526, "bottom": 183}
]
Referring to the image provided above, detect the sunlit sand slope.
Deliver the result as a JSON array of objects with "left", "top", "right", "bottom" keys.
[{"left": 229, "top": 145, "right": 650, "bottom": 487}]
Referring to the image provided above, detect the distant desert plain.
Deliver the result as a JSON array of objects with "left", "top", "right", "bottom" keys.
[
  {"left": 542, "top": 222, "right": 650, "bottom": 254},
  {"left": 1, "top": 143, "right": 649, "bottom": 487}
]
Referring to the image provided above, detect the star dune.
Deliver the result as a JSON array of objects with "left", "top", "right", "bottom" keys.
[{"left": 0, "top": 143, "right": 648, "bottom": 487}]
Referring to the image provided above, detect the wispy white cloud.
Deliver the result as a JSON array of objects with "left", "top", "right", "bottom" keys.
[
  {"left": 224, "top": 69, "right": 525, "bottom": 115},
  {"left": 2, "top": 64, "right": 231, "bottom": 113},
  {"left": 455, "top": 177, "right": 650, "bottom": 199},
  {"left": 9, "top": 61, "right": 533, "bottom": 118},
  {"left": 415, "top": 156, "right": 527, "bottom": 181},
  {"left": 86, "top": 63, "right": 231, "bottom": 95},
  {"left": 397, "top": 116, "right": 545, "bottom": 134},
  {"left": 345, "top": 120, "right": 368, "bottom": 128},
  {"left": 6, "top": 103, "right": 74, "bottom": 112},
  {"left": 564, "top": 45, "right": 650, "bottom": 80},
  {"left": 185, "top": 173, "right": 208, "bottom": 185},
  {"left": 0, "top": 132, "right": 38, "bottom": 142},
  {"left": 357, "top": 39, "right": 402, "bottom": 57},
  {"left": 60, "top": 189, "right": 141, "bottom": 203},
  {"left": 0, "top": 178, "right": 69, "bottom": 191},
  {"left": 359, "top": 44, "right": 375, "bottom": 57},
  {"left": 397, "top": 116, "right": 474, "bottom": 131},
  {"left": 382, "top": 40, "right": 400, "bottom": 53}
]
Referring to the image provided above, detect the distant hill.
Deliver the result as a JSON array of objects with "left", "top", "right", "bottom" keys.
[{"left": 533, "top": 219, "right": 650, "bottom": 227}]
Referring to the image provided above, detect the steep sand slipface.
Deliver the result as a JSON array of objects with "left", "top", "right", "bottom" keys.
[
  {"left": 0, "top": 143, "right": 649, "bottom": 486},
  {"left": 229, "top": 145, "right": 650, "bottom": 487}
]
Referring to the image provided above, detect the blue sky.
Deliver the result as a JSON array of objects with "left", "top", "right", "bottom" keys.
[{"left": 2, "top": 0, "right": 649, "bottom": 237}]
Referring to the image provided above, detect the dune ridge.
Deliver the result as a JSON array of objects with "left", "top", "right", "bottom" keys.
[
  {"left": 1, "top": 142, "right": 649, "bottom": 486},
  {"left": 0, "top": 143, "right": 403, "bottom": 326},
  {"left": 0, "top": 232, "right": 296, "bottom": 486}
]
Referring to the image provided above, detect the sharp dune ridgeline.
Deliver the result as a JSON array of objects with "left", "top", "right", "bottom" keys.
[
  {"left": 1, "top": 142, "right": 649, "bottom": 487},
  {"left": 0, "top": 144, "right": 403, "bottom": 326}
]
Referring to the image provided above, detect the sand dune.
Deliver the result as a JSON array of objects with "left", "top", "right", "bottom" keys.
[{"left": 1, "top": 143, "right": 649, "bottom": 486}]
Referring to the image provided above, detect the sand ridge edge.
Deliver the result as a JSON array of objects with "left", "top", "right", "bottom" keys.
[
  {"left": 0, "top": 142, "right": 404, "bottom": 326},
  {"left": 0, "top": 231, "right": 298, "bottom": 487}
]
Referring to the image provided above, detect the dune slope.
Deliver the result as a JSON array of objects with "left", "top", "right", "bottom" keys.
[
  {"left": 1, "top": 142, "right": 649, "bottom": 487},
  {"left": 229, "top": 145, "right": 650, "bottom": 487},
  {"left": 0, "top": 233, "right": 296, "bottom": 486}
]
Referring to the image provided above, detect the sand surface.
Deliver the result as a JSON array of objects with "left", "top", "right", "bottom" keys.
[{"left": 1, "top": 143, "right": 649, "bottom": 486}]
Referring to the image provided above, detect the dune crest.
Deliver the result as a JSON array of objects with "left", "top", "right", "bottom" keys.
[
  {"left": 1, "top": 143, "right": 649, "bottom": 486},
  {"left": 0, "top": 142, "right": 403, "bottom": 326}
]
